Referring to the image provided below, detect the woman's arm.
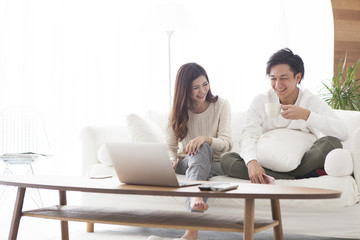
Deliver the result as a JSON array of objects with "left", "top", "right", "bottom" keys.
[
  {"left": 211, "top": 99, "right": 233, "bottom": 153},
  {"left": 165, "top": 121, "right": 179, "bottom": 163}
]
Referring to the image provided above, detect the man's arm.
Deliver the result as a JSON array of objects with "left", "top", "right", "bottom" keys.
[{"left": 240, "top": 97, "right": 266, "bottom": 183}]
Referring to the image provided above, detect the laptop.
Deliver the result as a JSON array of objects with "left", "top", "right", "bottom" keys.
[{"left": 105, "top": 142, "right": 200, "bottom": 187}]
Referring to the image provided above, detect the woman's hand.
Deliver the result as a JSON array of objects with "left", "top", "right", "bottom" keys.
[
  {"left": 247, "top": 160, "right": 266, "bottom": 184},
  {"left": 186, "top": 136, "right": 211, "bottom": 156},
  {"left": 281, "top": 105, "right": 310, "bottom": 120},
  {"left": 170, "top": 159, "right": 178, "bottom": 170}
]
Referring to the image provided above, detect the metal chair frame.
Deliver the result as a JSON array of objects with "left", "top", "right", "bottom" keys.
[{"left": 0, "top": 106, "right": 52, "bottom": 207}]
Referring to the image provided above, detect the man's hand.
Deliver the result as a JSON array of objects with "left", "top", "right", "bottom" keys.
[
  {"left": 281, "top": 105, "right": 310, "bottom": 120},
  {"left": 247, "top": 160, "right": 266, "bottom": 184}
]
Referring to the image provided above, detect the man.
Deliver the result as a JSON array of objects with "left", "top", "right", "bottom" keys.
[{"left": 221, "top": 48, "right": 348, "bottom": 183}]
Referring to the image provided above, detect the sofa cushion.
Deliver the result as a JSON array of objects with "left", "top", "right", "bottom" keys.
[
  {"left": 125, "top": 113, "right": 165, "bottom": 143},
  {"left": 97, "top": 144, "right": 113, "bottom": 166},
  {"left": 256, "top": 129, "right": 317, "bottom": 172},
  {"left": 325, "top": 149, "right": 353, "bottom": 176},
  {"left": 230, "top": 111, "right": 247, "bottom": 153},
  {"left": 334, "top": 109, "right": 360, "bottom": 150},
  {"left": 144, "top": 110, "right": 169, "bottom": 135}
]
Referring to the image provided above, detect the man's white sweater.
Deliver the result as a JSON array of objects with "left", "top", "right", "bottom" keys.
[{"left": 240, "top": 88, "right": 349, "bottom": 165}]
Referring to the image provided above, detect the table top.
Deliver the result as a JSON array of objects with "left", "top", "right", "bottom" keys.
[{"left": 0, "top": 175, "right": 341, "bottom": 200}]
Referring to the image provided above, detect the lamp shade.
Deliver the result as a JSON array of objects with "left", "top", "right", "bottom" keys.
[{"left": 142, "top": 3, "right": 195, "bottom": 33}]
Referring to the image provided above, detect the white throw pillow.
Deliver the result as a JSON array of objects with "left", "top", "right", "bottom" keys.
[
  {"left": 125, "top": 113, "right": 165, "bottom": 143},
  {"left": 256, "top": 129, "right": 317, "bottom": 172},
  {"left": 324, "top": 149, "right": 353, "bottom": 176},
  {"left": 97, "top": 144, "right": 113, "bottom": 166},
  {"left": 145, "top": 110, "right": 169, "bottom": 135}
]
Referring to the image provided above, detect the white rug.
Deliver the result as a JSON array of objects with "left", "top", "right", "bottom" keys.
[
  {"left": 1, "top": 211, "right": 355, "bottom": 240},
  {"left": 0, "top": 187, "right": 355, "bottom": 240},
  {"left": 7, "top": 220, "right": 354, "bottom": 240}
]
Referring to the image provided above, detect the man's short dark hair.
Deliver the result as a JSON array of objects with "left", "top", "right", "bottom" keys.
[{"left": 266, "top": 48, "right": 305, "bottom": 83}]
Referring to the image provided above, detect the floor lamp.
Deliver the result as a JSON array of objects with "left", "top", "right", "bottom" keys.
[{"left": 143, "top": 3, "right": 194, "bottom": 107}]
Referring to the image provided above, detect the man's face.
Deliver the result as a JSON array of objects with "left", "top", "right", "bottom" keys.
[{"left": 270, "top": 64, "right": 301, "bottom": 104}]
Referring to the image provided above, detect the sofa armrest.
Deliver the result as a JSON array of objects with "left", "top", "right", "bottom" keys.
[
  {"left": 80, "top": 126, "right": 129, "bottom": 175},
  {"left": 352, "top": 127, "right": 360, "bottom": 193}
]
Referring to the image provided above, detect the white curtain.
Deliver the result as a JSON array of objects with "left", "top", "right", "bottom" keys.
[{"left": 0, "top": 0, "right": 334, "bottom": 174}]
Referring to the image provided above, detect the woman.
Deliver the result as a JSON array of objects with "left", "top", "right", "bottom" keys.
[{"left": 166, "top": 62, "right": 232, "bottom": 240}]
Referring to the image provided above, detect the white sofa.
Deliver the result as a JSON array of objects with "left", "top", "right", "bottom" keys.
[{"left": 80, "top": 109, "right": 360, "bottom": 239}]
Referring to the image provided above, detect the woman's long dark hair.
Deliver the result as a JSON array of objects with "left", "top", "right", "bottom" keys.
[{"left": 170, "top": 63, "right": 218, "bottom": 141}]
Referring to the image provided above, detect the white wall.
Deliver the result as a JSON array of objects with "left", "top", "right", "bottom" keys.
[{"left": 0, "top": 0, "right": 334, "bottom": 175}]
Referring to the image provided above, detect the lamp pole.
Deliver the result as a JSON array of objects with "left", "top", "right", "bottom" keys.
[{"left": 166, "top": 30, "right": 174, "bottom": 107}]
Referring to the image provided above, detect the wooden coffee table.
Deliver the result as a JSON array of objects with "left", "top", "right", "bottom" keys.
[{"left": 0, "top": 175, "right": 341, "bottom": 240}]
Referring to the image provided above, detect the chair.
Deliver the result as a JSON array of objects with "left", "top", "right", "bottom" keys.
[{"left": 0, "top": 106, "right": 51, "bottom": 206}]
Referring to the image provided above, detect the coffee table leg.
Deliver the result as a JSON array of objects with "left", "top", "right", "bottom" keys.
[
  {"left": 271, "top": 199, "right": 283, "bottom": 240},
  {"left": 59, "top": 190, "right": 69, "bottom": 240},
  {"left": 243, "top": 198, "right": 255, "bottom": 240},
  {"left": 9, "top": 187, "right": 26, "bottom": 240},
  {"left": 87, "top": 222, "right": 94, "bottom": 232}
]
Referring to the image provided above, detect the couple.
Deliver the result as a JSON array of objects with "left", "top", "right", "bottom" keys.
[{"left": 164, "top": 48, "right": 348, "bottom": 240}]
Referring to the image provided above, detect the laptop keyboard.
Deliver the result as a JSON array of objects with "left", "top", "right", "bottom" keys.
[{"left": 178, "top": 181, "right": 201, "bottom": 187}]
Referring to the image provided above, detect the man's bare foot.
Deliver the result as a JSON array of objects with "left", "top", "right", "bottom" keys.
[
  {"left": 181, "top": 229, "right": 198, "bottom": 240},
  {"left": 190, "top": 197, "right": 209, "bottom": 211}
]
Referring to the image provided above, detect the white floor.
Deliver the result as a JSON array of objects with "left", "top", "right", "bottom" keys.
[{"left": 1, "top": 185, "right": 357, "bottom": 240}]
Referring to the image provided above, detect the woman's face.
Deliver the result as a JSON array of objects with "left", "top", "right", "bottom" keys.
[
  {"left": 270, "top": 64, "right": 301, "bottom": 104},
  {"left": 190, "top": 75, "right": 210, "bottom": 104}
]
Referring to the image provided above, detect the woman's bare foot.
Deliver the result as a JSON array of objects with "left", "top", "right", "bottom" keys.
[
  {"left": 181, "top": 229, "right": 198, "bottom": 240},
  {"left": 190, "top": 197, "right": 209, "bottom": 211}
]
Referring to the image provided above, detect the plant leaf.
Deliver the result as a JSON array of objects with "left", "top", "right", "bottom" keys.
[{"left": 319, "top": 53, "right": 360, "bottom": 111}]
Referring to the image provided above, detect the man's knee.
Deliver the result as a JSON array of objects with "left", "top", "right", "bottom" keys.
[
  {"left": 301, "top": 136, "right": 343, "bottom": 171},
  {"left": 313, "top": 136, "right": 343, "bottom": 151},
  {"left": 221, "top": 152, "right": 241, "bottom": 164},
  {"left": 323, "top": 136, "right": 342, "bottom": 149},
  {"left": 220, "top": 152, "right": 242, "bottom": 175}
]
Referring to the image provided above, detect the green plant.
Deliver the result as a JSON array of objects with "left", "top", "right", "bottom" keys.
[{"left": 320, "top": 54, "right": 360, "bottom": 111}]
